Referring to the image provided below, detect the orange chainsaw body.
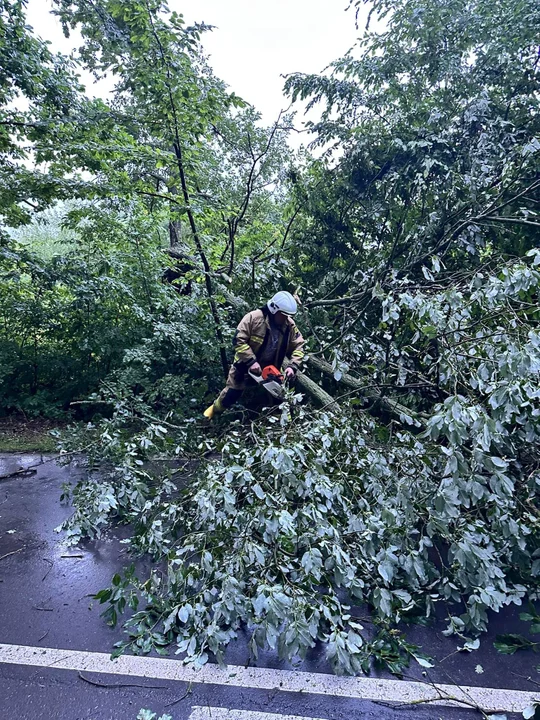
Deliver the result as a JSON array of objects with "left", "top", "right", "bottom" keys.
[
  {"left": 248, "top": 364, "right": 285, "bottom": 398},
  {"left": 261, "top": 365, "right": 284, "bottom": 383}
]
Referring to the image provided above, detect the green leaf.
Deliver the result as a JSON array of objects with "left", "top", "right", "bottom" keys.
[
  {"left": 494, "top": 634, "right": 532, "bottom": 655},
  {"left": 378, "top": 560, "right": 395, "bottom": 584},
  {"left": 413, "top": 654, "right": 434, "bottom": 668},
  {"left": 178, "top": 605, "right": 191, "bottom": 623},
  {"left": 462, "top": 638, "right": 480, "bottom": 652}
]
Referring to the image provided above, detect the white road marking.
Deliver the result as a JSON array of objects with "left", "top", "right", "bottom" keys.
[
  {"left": 189, "top": 708, "right": 325, "bottom": 720},
  {"left": 0, "top": 643, "right": 537, "bottom": 713}
]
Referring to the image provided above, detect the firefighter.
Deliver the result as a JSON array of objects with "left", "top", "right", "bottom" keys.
[{"left": 204, "top": 291, "right": 305, "bottom": 419}]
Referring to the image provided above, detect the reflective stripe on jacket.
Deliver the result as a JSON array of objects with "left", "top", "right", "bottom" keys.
[{"left": 232, "top": 308, "right": 305, "bottom": 370}]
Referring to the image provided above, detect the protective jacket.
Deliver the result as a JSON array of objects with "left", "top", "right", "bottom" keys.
[{"left": 233, "top": 308, "right": 305, "bottom": 372}]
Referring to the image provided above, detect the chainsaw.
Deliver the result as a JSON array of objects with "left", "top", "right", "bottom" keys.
[{"left": 248, "top": 365, "right": 285, "bottom": 399}]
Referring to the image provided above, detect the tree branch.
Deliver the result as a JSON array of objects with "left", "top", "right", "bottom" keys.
[
  {"left": 307, "top": 355, "right": 424, "bottom": 426},
  {"left": 474, "top": 215, "right": 540, "bottom": 229}
]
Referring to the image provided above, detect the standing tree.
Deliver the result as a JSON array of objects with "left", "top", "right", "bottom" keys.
[{"left": 52, "top": 0, "right": 293, "bottom": 376}]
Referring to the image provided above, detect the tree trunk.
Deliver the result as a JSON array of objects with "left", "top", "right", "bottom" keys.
[
  {"left": 172, "top": 141, "right": 229, "bottom": 377},
  {"left": 306, "top": 356, "right": 423, "bottom": 426},
  {"left": 283, "top": 359, "right": 340, "bottom": 412}
]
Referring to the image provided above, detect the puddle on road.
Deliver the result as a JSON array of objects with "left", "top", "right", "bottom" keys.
[
  {"left": 0, "top": 455, "right": 140, "bottom": 651},
  {"left": 0, "top": 453, "right": 126, "bottom": 587}
]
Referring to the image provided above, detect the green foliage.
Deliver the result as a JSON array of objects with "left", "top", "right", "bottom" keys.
[
  {"left": 0, "top": 0, "right": 93, "bottom": 224},
  {"left": 137, "top": 711, "right": 172, "bottom": 720},
  {"left": 0, "top": 0, "right": 291, "bottom": 413},
  {"left": 59, "top": 396, "right": 439, "bottom": 674},
  {"left": 0, "top": 202, "right": 171, "bottom": 414},
  {"left": 9, "top": 204, "right": 77, "bottom": 260},
  {"left": 285, "top": 0, "right": 539, "bottom": 298},
  {"left": 494, "top": 605, "right": 540, "bottom": 665},
  {"left": 523, "top": 702, "right": 540, "bottom": 720},
  {"left": 494, "top": 634, "right": 539, "bottom": 655},
  {"left": 58, "top": 351, "right": 538, "bottom": 671}
]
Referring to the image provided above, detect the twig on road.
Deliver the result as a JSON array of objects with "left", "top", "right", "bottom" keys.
[
  {"left": 511, "top": 670, "right": 540, "bottom": 688},
  {"left": 165, "top": 682, "right": 193, "bottom": 707},
  {"left": 42, "top": 558, "right": 54, "bottom": 581},
  {"left": 78, "top": 671, "right": 168, "bottom": 690},
  {"left": 38, "top": 629, "right": 50, "bottom": 642},
  {"left": 0, "top": 547, "right": 24, "bottom": 561},
  {"left": 374, "top": 697, "right": 507, "bottom": 717},
  {"left": 33, "top": 605, "right": 54, "bottom": 612},
  {"left": 0, "top": 468, "right": 37, "bottom": 481},
  {"left": 374, "top": 670, "right": 509, "bottom": 719}
]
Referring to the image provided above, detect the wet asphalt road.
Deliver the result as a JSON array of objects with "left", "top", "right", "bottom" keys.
[{"left": 0, "top": 454, "right": 537, "bottom": 720}]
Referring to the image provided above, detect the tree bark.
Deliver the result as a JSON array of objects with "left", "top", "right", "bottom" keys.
[{"left": 283, "top": 358, "right": 340, "bottom": 413}]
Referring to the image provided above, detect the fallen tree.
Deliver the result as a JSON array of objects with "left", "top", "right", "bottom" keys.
[{"left": 306, "top": 355, "right": 423, "bottom": 426}]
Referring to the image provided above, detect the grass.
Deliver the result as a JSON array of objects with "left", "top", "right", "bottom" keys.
[{"left": 0, "top": 416, "right": 63, "bottom": 453}]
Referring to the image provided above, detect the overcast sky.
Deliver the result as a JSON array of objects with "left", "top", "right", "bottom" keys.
[{"left": 25, "top": 0, "right": 364, "bottom": 130}]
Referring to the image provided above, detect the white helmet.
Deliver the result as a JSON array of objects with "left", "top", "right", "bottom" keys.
[{"left": 267, "top": 291, "right": 297, "bottom": 316}]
